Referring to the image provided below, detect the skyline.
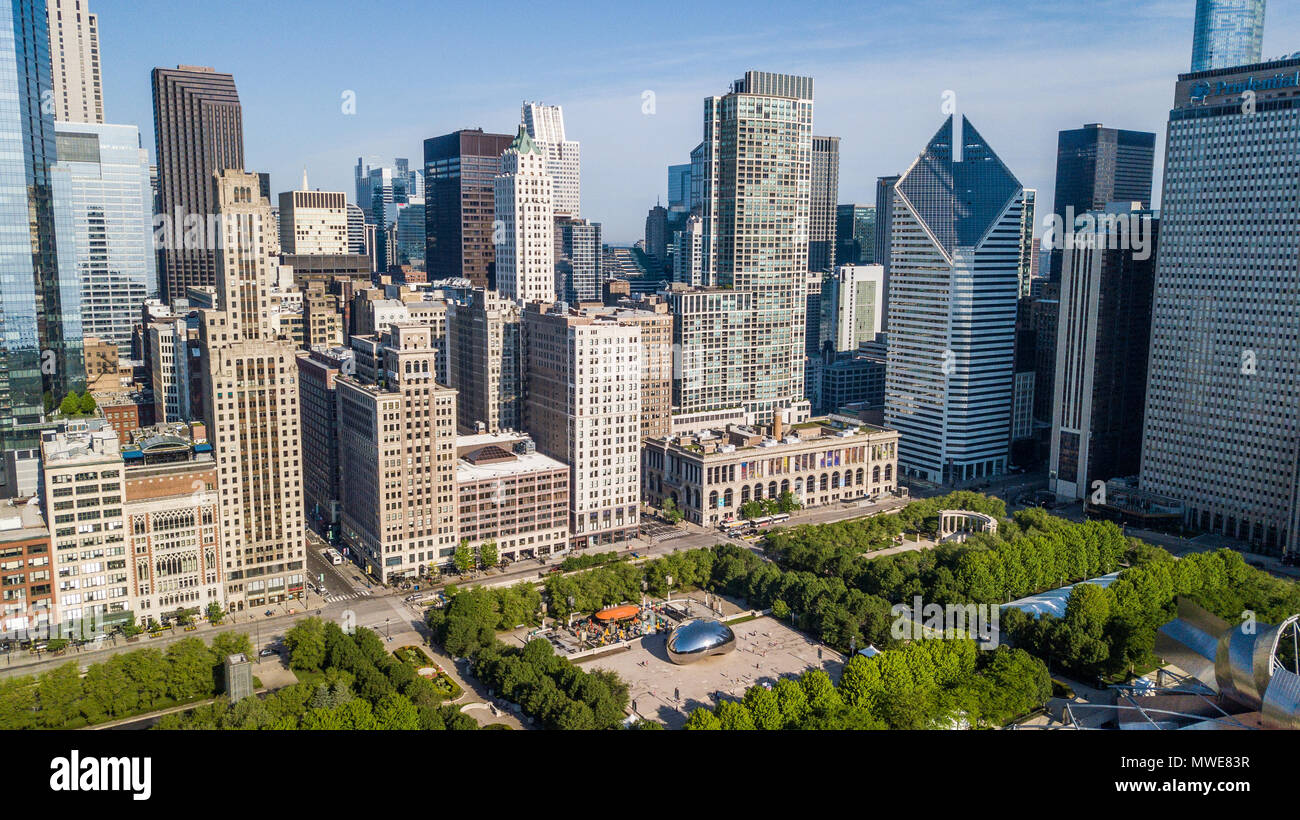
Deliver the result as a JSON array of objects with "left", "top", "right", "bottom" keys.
[{"left": 96, "top": 0, "right": 1299, "bottom": 243}]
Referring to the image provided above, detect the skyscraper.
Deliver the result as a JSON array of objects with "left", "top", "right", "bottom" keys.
[
  {"left": 424, "top": 129, "right": 514, "bottom": 287},
  {"left": 1017, "top": 188, "right": 1037, "bottom": 299},
  {"left": 835, "top": 204, "right": 875, "bottom": 266},
  {"left": 0, "top": 0, "right": 84, "bottom": 464},
  {"left": 445, "top": 288, "right": 523, "bottom": 434},
  {"left": 555, "top": 217, "right": 602, "bottom": 303},
  {"left": 522, "top": 101, "right": 580, "bottom": 218},
  {"left": 1049, "top": 203, "right": 1158, "bottom": 501},
  {"left": 884, "top": 115, "right": 1024, "bottom": 485},
  {"left": 51, "top": 123, "right": 155, "bottom": 357},
  {"left": 808, "top": 135, "right": 839, "bottom": 275},
  {"left": 46, "top": 0, "right": 103, "bottom": 123},
  {"left": 822, "top": 264, "right": 885, "bottom": 353},
  {"left": 199, "top": 170, "right": 304, "bottom": 610},
  {"left": 152, "top": 66, "right": 244, "bottom": 304},
  {"left": 279, "top": 178, "right": 348, "bottom": 255},
  {"left": 1047, "top": 124, "right": 1156, "bottom": 281},
  {"left": 1140, "top": 56, "right": 1300, "bottom": 554},
  {"left": 873, "top": 175, "right": 899, "bottom": 314},
  {"left": 692, "top": 70, "right": 813, "bottom": 424},
  {"left": 337, "top": 323, "right": 458, "bottom": 582},
  {"left": 523, "top": 303, "right": 641, "bottom": 549},
  {"left": 495, "top": 125, "right": 555, "bottom": 303},
  {"left": 668, "top": 163, "right": 691, "bottom": 212},
  {"left": 1191, "top": 0, "right": 1266, "bottom": 72},
  {"left": 644, "top": 204, "right": 668, "bottom": 272}
]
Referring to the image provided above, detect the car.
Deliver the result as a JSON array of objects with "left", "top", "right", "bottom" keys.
[
  {"left": 548, "top": 566, "right": 563, "bottom": 573},
  {"left": 630, "top": 551, "right": 642, "bottom": 558},
  {"left": 258, "top": 648, "right": 277, "bottom": 657},
  {"left": 264, "top": 609, "right": 274, "bottom": 617}
]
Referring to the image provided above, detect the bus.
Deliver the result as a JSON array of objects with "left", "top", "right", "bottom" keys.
[
  {"left": 751, "top": 513, "right": 790, "bottom": 529},
  {"left": 321, "top": 548, "right": 342, "bottom": 565}
]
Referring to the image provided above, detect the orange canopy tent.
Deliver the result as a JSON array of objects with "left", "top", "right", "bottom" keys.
[{"left": 594, "top": 604, "right": 641, "bottom": 622}]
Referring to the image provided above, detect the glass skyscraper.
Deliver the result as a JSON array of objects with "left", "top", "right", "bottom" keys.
[
  {"left": 1140, "top": 56, "right": 1300, "bottom": 554},
  {"left": 884, "top": 115, "right": 1024, "bottom": 485},
  {"left": 0, "top": 0, "right": 85, "bottom": 461},
  {"left": 1191, "top": 0, "right": 1266, "bottom": 72},
  {"left": 51, "top": 123, "right": 157, "bottom": 357}
]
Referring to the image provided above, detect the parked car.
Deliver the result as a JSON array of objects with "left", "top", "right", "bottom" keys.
[{"left": 258, "top": 648, "right": 277, "bottom": 658}]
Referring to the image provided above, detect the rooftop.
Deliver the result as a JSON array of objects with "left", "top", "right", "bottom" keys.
[
  {"left": 0, "top": 498, "right": 47, "bottom": 541},
  {"left": 456, "top": 447, "right": 567, "bottom": 483}
]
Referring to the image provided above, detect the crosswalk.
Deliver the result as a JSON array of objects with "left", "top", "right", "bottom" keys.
[{"left": 324, "top": 589, "right": 373, "bottom": 603}]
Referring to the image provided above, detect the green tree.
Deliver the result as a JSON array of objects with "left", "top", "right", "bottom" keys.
[
  {"left": 453, "top": 540, "right": 475, "bottom": 573},
  {"left": 59, "top": 392, "right": 81, "bottom": 416},
  {"left": 211, "top": 631, "right": 253, "bottom": 660},
  {"left": 78, "top": 392, "right": 97, "bottom": 415},
  {"left": 742, "top": 686, "right": 783, "bottom": 729},
  {"left": 479, "top": 541, "right": 499, "bottom": 569},
  {"left": 683, "top": 706, "right": 722, "bottom": 730},
  {"left": 284, "top": 618, "right": 327, "bottom": 671},
  {"left": 164, "top": 638, "right": 217, "bottom": 701},
  {"left": 374, "top": 692, "right": 420, "bottom": 729},
  {"left": 662, "top": 497, "right": 683, "bottom": 524},
  {"left": 206, "top": 603, "right": 225, "bottom": 625},
  {"left": 37, "top": 663, "right": 83, "bottom": 727},
  {"left": 716, "top": 700, "right": 756, "bottom": 730}
]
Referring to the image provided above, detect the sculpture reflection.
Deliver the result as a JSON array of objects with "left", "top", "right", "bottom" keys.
[{"left": 666, "top": 618, "right": 736, "bottom": 664}]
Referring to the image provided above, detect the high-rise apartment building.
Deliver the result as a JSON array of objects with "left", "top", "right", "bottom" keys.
[
  {"left": 1050, "top": 204, "right": 1158, "bottom": 501},
  {"left": 555, "top": 217, "right": 602, "bottom": 303},
  {"left": 51, "top": 122, "right": 156, "bottom": 356},
  {"left": 337, "top": 323, "right": 458, "bottom": 581},
  {"left": 0, "top": 0, "right": 85, "bottom": 465},
  {"left": 689, "top": 70, "right": 813, "bottom": 424},
  {"left": 1140, "top": 57, "right": 1300, "bottom": 554},
  {"left": 152, "top": 66, "right": 243, "bottom": 304},
  {"left": 884, "top": 115, "right": 1024, "bottom": 485},
  {"left": 495, "top": 125, "right": 555, "bottom": 303},
  {"left": 673, "top": 214, "right": 704, "bottom": 287},
  {"left": 524, "top": 303, "right": 641, "bottom": 548},
  {"left": 46, "top": 0, "right": 102, "bottom": 123},
  {"left": 522, "top": 101, "right": 580, "bottom": 218},
  {"left": 1191, "top": 0, "right": 1266, "bottom": 71},
  {"left": 424, "top": 129, "right": 514, "bottom": 287},
  {"left": 445, "top": 289, "right": 523, "bottom": 434},
  {"left": 198, "top": 170, "right": 305, "bottom": 610},
  {"left": 809, "top": 135, "right": 839, "bottom": 275}
]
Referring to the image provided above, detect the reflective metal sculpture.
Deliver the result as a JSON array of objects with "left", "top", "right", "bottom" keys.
[
  {"left": 666, "top": 619, "right": 736, "bottom": 665},
  {"left": 1155, "top": 598, "right": 1300, "bottom": 728}
]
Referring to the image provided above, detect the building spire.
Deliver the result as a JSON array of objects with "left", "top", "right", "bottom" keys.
[{"left": 301, "top": 167, "right": 309, "bottom": 191}]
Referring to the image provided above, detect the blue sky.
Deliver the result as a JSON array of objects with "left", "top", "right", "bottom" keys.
[{"left": 98, "top": 0, "right": 1299, "bottom": 244}]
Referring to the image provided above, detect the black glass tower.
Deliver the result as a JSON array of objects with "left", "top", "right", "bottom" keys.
[{"left": 1047, "top": 124, "right": 1155, "bottom": 280}]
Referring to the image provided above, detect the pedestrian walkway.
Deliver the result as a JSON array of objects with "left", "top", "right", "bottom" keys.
[{"left": 324, "top": 589, "right": 373, "bottom": 603}]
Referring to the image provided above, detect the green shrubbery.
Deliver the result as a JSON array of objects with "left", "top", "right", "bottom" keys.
[
  {"left": 0, "top": 632, "right": 251, "bottom": 729},
  {"left": 683, "top": 640, "right": 1050, "bottom": 730}
]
